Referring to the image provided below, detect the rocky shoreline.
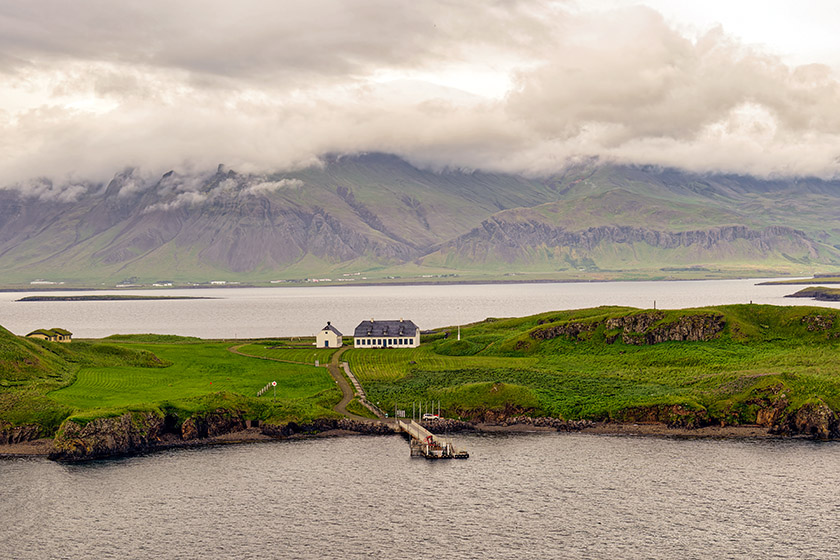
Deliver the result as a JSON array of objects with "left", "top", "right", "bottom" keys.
[{"left": 0, "top": 413, "right": 823, "bottom": 462}]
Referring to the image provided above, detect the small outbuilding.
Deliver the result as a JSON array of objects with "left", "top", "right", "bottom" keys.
[
  {"left": 26, "top": 328, "right": 73, "bottom": 343},
  {"left": 353, "top": 319, "right": 419, "bottom": 348},
  {"left": 315, "top": 321, "right": 343, "bottom": 348}
]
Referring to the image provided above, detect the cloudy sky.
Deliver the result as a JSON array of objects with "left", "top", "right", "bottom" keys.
[{"left": 2, "top": 0, "right": 840, "bottom": 185}]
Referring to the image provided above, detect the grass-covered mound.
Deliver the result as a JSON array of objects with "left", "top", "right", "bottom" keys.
[
  {"left": 347, "top": 304, "right": 840, "bottom": 433},
  {"left": 0, "top": 327, "right": 170, "bottom": 437}
]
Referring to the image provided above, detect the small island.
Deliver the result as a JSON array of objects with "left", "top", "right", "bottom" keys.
[
  {"left": 17, "top": 295, "right": 213, "bottom": 302},
  {"left": 784, "top": 286, "right": 840, "bottom": 301}
]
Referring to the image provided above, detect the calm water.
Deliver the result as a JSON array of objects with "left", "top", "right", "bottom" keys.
[
  {"left": 2, "top": 432, "right": 840, "bottom": 559},
  {"left": 1, "top": 278, "right": 835, "bottom": 339}
]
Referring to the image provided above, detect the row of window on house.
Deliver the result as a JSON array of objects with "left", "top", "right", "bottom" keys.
[{"left": 355, "top": 337, "right": 415, "bottom": 346}]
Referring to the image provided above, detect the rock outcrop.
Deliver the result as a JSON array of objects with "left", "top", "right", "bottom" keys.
[
  {"left": 611, "top": 404, "right": 709, "bottom": 429},
  {"left": 180, "top": 409, "right": 246, "bottom": 440},
  {"left": 606, "top": 312, "right": 725, "bottom": 345},
  {"left": 49, "top": 411, "right": 165, "bottom": 461},
  {"left": 0, "top": 422, "right": 42, "bottom": 444},
  {"left": 261, "top": 417, "right": 395, "bottom": 437},
  {"left": 770, "top": 402, "right": 840, "bottom": 439},
  {"left": 530, "top": 321, "right": 599, "bottom": 342},
  {"left": 530, "top": 311, "right": 725, "bottom": 345}
]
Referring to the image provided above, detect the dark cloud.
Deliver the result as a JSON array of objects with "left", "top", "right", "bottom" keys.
[
  {"left": 1, "top": 1, "right": 840, "bottom": 187},
  {"left": 0, "top": 1, "right": 549, "bottom": 86}
]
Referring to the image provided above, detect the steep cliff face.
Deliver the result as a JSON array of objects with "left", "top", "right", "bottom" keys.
[
  {"left": 432, "top": 219, "right": 824, "bottom": 267},
  {"left": 260, "top": 417, "right": 394, "bottom": 437},
  {"left": 50, "top": 411, "right": 165, "bottom": 461},
  {"left": 771, "top": 402, "right": 840, "bottom": 439},
  {"left": 611, "top": 404, "right": 709, "bottom": 429}
]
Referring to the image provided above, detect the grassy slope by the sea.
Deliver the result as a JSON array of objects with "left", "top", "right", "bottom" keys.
[
  {"left": 0, "top": 334, "right": 340, "bottom": 436},
  {"left": 346, "top": 304, "right": 840, "bottom": 425},
  {"left": 5, "top": 304, "right": 840, "bottom": 441}
]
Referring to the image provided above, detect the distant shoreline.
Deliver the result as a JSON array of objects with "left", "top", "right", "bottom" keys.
[
  {"left": 16, "top": 295, "right": 214, "bottom": 302},
  {"left": 0, "top": 275, "right": 794, "bottom": 294}
]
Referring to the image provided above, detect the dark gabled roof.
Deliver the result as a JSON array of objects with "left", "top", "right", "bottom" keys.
[
  {"left": 354, "top": 319, "right": 418, "bottom": 338},
  {"left": 321, "top": 323, "right": 343, "bottom": 336}
]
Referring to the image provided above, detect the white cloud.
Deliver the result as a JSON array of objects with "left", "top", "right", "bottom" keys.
[
  {"left": 245, "top": 179, "right": 304, "bottom": 196},
  {"left": 3, "top": 178, "right": 90, "bottom": 202},
  {"left": 1, "top": 1, "right": 840, "bottom": 185},
  {"left": 144, "top": 191, "right": 208, "bottom": 213}
]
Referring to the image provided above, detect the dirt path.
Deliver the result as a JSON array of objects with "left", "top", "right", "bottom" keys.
[{"left": 327, "top": 347, "right": 372, "bottom": 421}]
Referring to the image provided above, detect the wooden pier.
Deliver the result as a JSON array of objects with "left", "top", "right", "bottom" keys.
[{"left": 395, "top": 420, "right": 469, "bottom": 459}]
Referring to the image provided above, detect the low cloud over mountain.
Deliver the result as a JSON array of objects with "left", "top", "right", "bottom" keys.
[{"left": 2, "top": 1, "right": 840, "bottom": 188}]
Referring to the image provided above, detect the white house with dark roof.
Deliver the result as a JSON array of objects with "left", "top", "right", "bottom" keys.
[
  {"left": 316, "top": 321, "right": 343, "bottom": 348},
  {"left": 353, "top": 319, "right": 419, "bottom": 348}
]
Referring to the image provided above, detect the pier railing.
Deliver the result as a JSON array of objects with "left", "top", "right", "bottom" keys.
[{"left": 395, "top": 420, "right": 468, "bottom": 459}]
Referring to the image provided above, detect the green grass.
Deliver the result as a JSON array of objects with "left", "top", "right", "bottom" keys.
[
  {"left": 102, "top": 334, "right": 203, "bottom": 344},
  {"left": 346, "top": 346, "right": 536, "bottom": 382},
  {"left": 345, "top": 304, "right": 840, "bottom": 423},
  {"left": 345, "top": 398, "right": 378, "bottom": 419},
  {"left": 233, "top": 343, "right": 337, "bottom": 364},
  {"left": 1, "top": 332, "right": 342, "bottom": 434},
  {"left": 49, "top": 341, "right": 336, "bottom": 409},
  {"left": 7, "top": 303, "right": 840, "bottom": 435}
]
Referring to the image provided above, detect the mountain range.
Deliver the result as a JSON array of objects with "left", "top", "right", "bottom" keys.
[{"left": 1, "top": 153, "right": 839, "bottom": 286}]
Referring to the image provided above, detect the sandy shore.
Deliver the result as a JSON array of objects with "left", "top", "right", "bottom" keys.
[{"left": 0, "top": 421, "right": 785, "bottom": 459}]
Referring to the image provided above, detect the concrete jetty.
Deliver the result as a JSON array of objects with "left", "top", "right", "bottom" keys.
[{"left": 395, "top": 420, "right": 469, "bottom": 459}]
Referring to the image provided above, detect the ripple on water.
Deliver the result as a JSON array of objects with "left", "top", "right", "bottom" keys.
[{"left": 3, "top": 433, "right": 840, "bottom": 558}]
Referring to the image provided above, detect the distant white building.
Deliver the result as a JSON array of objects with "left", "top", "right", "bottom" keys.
[
  {"left": 316, "top": 322, "right": 343, "bottom": 348},
  {"left": 353, "top": 319, "right": 419, "bottom": 348}
]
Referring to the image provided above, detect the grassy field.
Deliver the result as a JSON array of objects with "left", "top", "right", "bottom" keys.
[
  {"left": 233, "top": 343, "right": 337, "bottom": 364},
  {"left": 346, "top": 346, "right": 537, "bottom": 382},
  {"left": 1, "top": 334, "right": 341, "bottom": 433},
  {"left": 345, "top": 305, "right": 840, "bottom": 423},
  {"left": 6, "top": 303, "right": 840, "bottom": 435},
  {"left": 50, "top": 341, "right": 335, "bottom": 408}
]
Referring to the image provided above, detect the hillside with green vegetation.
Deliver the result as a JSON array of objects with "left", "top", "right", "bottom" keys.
[
  {"left": 347, "top": 304, "right": 840, "bottom": 434},
  {"left": 0, "top": 326, "right": 170, "bottom": 435},
  {"left": 5, "top": 304, "right": 840, "bottom": 450}
]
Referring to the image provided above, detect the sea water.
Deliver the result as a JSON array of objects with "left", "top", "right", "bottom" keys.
[
  {"left": 2, "top": 432, "right": 839, "bottom": 559},
  {"left": 0, "top": 278, "right": 833, "bottom": 339}
]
